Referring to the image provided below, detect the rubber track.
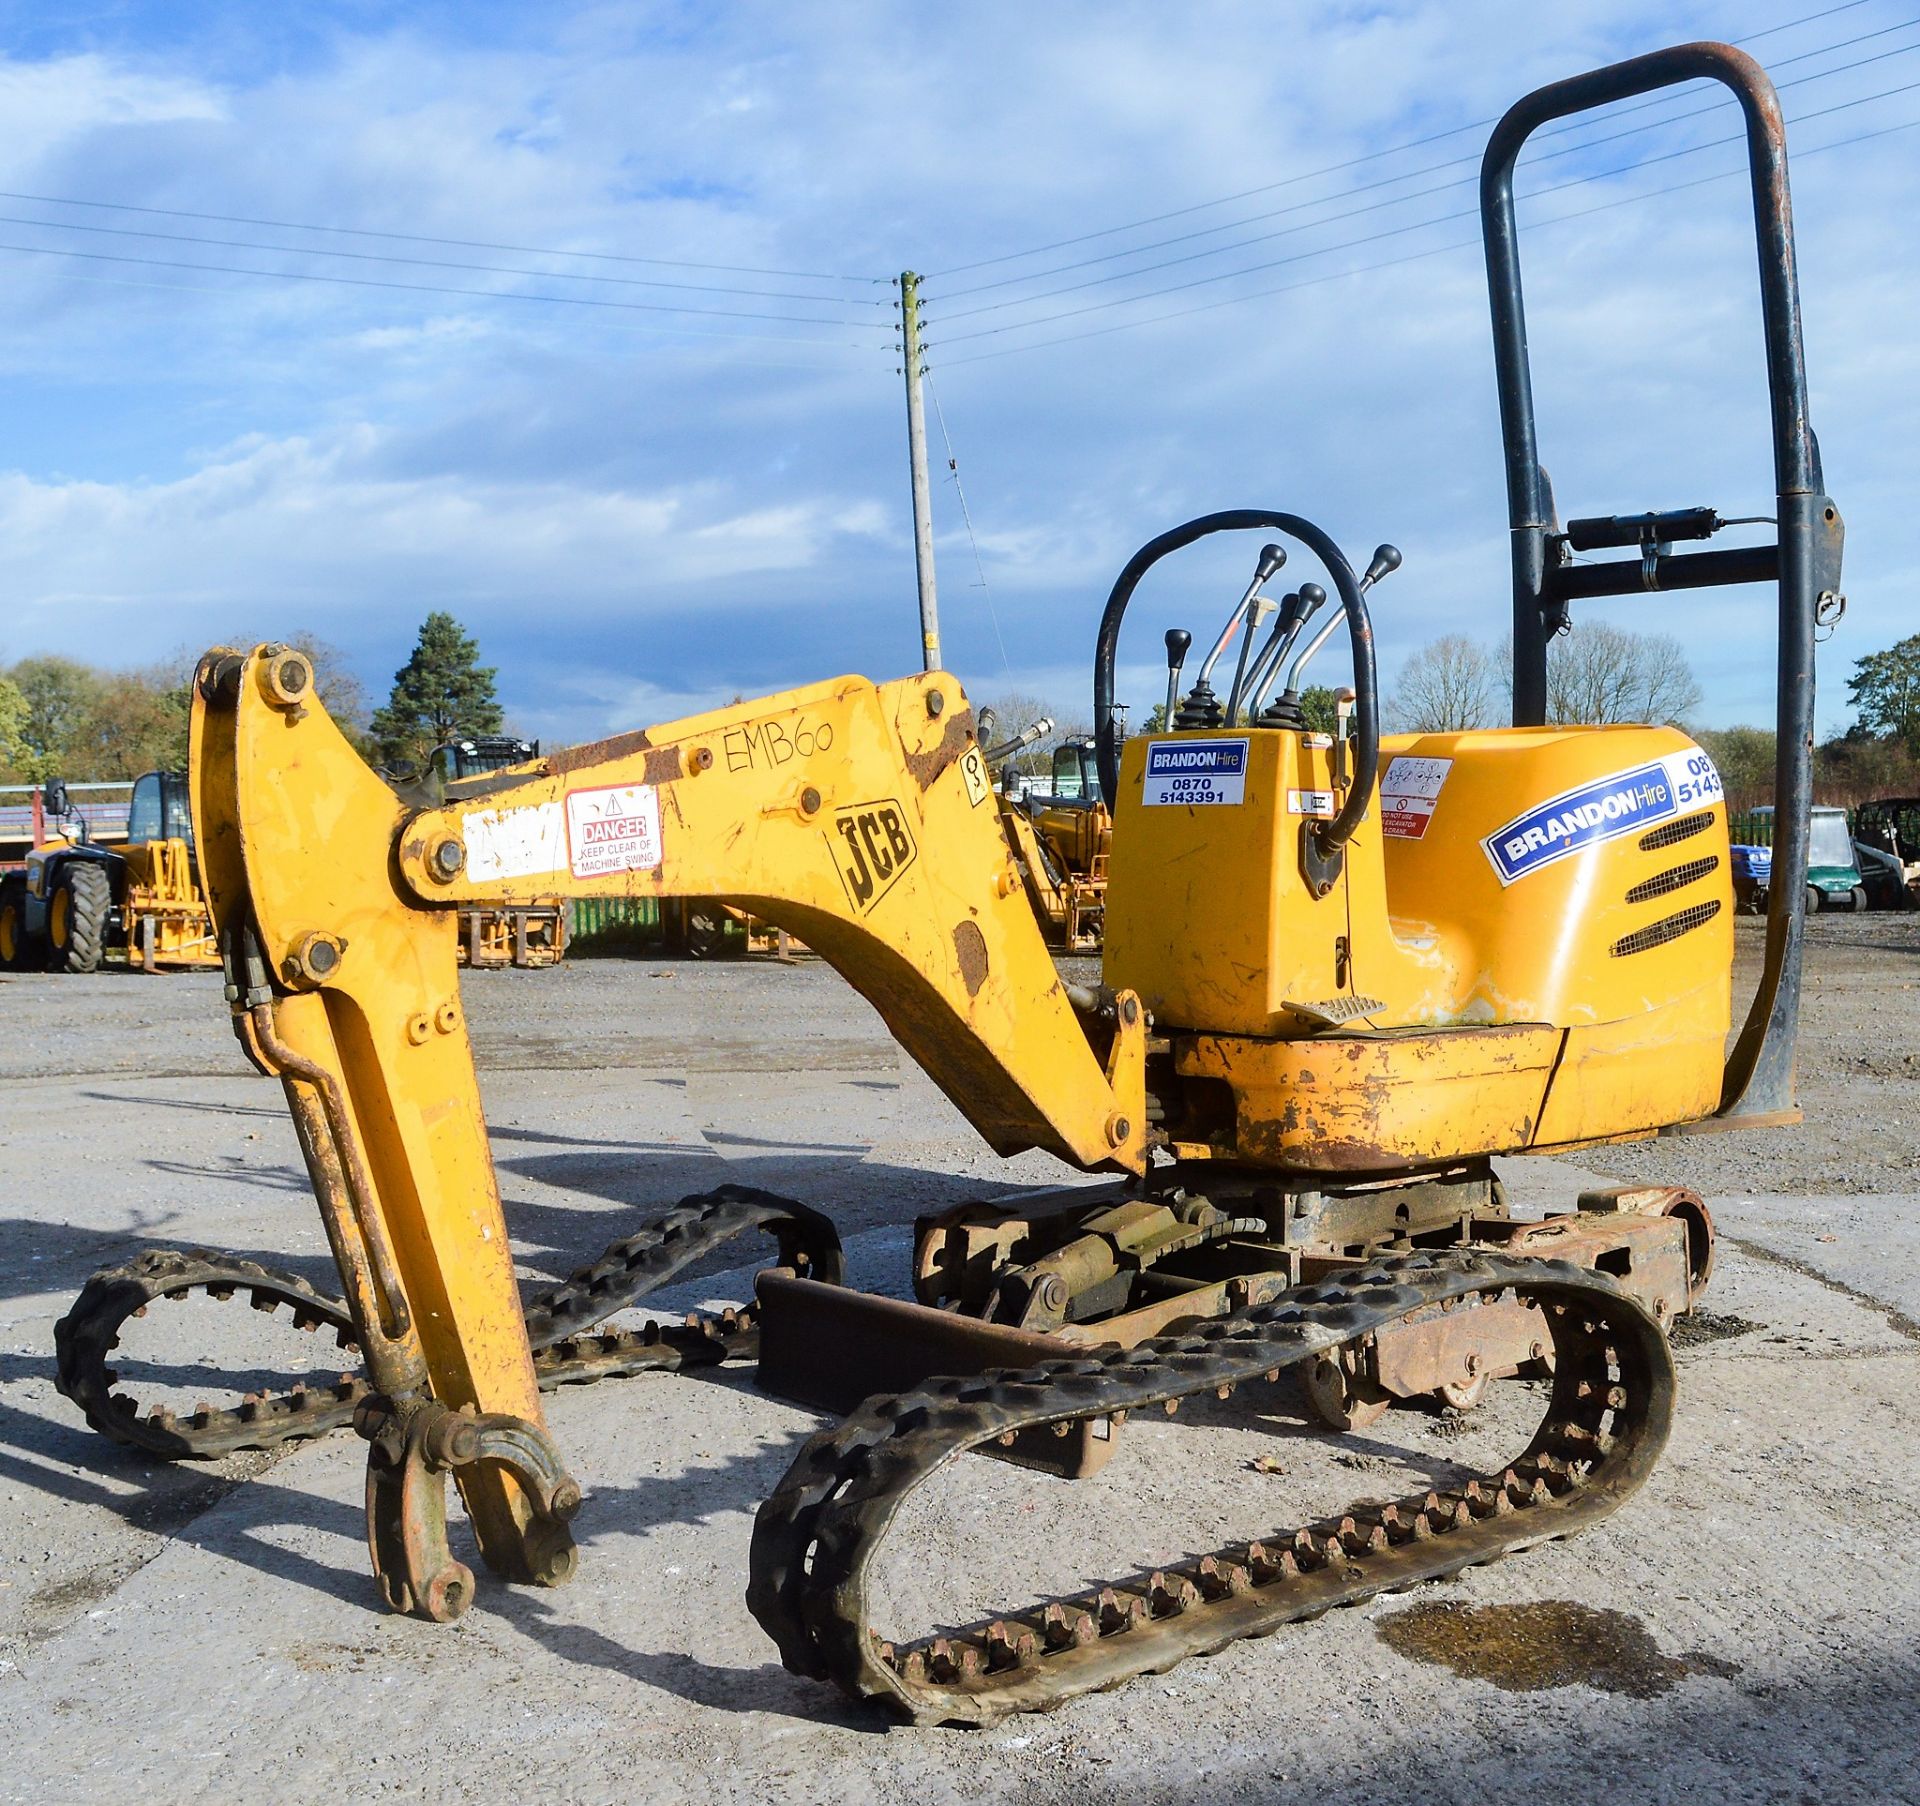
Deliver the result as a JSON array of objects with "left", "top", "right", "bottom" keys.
[
  {"left": 746, "top": 1248, "right": 1674, "bottom": 1725},
  {"left": 54, "top": 1185, "right": 842, "bottom": 1461}
]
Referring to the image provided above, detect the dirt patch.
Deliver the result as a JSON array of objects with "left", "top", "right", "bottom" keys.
[{"left": 1671, "top": 1309, "right": 1763, "bottom": 1349}]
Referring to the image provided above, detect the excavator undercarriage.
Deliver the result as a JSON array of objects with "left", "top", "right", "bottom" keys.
[{"left": 56, "top": 41, "right": 1839, "bottom": 1726}]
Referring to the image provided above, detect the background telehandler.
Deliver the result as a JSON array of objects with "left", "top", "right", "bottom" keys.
[{"left": 0, "top": 770, "right": 217, "bottom": 972}]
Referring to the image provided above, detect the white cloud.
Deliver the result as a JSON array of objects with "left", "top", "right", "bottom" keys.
[
  {"left": 0, "top": 424, "right": 893, "bottom": 659},
  {"left": 0, "top": 5, "right": 1908, "bottom": 746},
  {"left": 0, "top": 54, "right": 223, "bottom": 159}
]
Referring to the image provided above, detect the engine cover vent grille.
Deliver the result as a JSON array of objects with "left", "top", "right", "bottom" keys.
[
  {"left": 1611, "top": 899, "right": 1722, "bottom": 957},
  {"left": 1626, "top": 855, "right": 1720, "bottom": 905},
  {"left": 1639, "top": 812, "right": 1715, "bottom": 852}
]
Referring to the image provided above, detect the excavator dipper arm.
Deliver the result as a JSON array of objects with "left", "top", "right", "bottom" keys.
[{"left": 187, "top": 644, "right": 1144, "bottom": 1616}]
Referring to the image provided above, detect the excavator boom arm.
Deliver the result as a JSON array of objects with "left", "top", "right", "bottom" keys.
[{"left": 187, "top": 642, "right": 1143, "bottom": 1591}]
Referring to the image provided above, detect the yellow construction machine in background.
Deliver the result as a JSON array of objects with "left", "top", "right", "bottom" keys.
[
  {"left": 54, "top": 41, "right": 1843, "bottom": 1730},
  {"left": 983, "top": 720, "right": 1110, "bottom": 951},
  {"left": 0, "top": 771, "right": 217, "bottom": 972},
  {"left": 427, "top": 735, "right": 570, "bottom": 969}
]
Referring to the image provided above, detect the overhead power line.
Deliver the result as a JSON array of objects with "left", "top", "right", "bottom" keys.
[
  {"left": 0, "top": 208, "right": 886, "bottom": 309},
  {"left": 0, "top": 235, "right": 897, "bottom": 331},
  {"left": 932, "top": 18, "right": 1920, "bottom": 303},
  {"left": 21, "top": 260, "right": 888, "bottom": 364},
  {"left": 926, "top": 74, "right": 1920, "bottom": 345},
  {"left": 935, "top": 111, "right": 1920, "bottom": 367},
  {"left": 925, "top": 0, "right": 1877, "bottom": 281},
  {"left": 924, "top": 372, "right": 1016, "bottom": 689},
  {"left": 0, "top": 187, "right": 880, "bottom": 287}
]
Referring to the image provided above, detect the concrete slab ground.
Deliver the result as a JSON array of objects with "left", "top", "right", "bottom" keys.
[{"left": 0, "top": 920, "right": 1915, "bottom": 1804}]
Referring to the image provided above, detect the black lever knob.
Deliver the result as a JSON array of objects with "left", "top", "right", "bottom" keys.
[
  {"left": 1274, "top": 590, "right": 1305, "bottom": 633},
  {"left": 1163, "top": 628, "right": 1193, "bottom": 731},
  {"left": 1255, "top": 543, "right": 1287, "bottom": 584},
  {"left": 1298, "top": 581, "right": 1326, "bottom": 610},
  {"left": 1361, "top": 544, "right": 1402, "bottom": 589}
]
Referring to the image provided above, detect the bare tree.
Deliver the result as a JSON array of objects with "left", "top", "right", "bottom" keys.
[
  {"left": 1385, "top": 635, "right": 1501, "bottom": 733},
  {"left": 1546, "top": 623, "right": 1701, "bottom": 727}
]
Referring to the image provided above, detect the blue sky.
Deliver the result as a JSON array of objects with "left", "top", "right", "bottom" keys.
[{"left": 0, "top": 0, "right": 1913, "bottom": 746}]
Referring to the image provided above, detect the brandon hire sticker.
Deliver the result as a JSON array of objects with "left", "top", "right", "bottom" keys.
[
  {"left": 1380, "top": 756, "right": 1452, "bottom": 841},
  {"left": 1142, "top": 738, "right": 1249, "bottom": 806},
  {"left": 1482, "top": 747, "right": 1722, "bottom": 886},
  {"left": 566, "top": 783, "right": 663, "bottom": 879}
]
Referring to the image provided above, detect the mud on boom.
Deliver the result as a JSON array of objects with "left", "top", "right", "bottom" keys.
[{"left": 57, "top": 42, "right": 1842, "bottom": 1725}]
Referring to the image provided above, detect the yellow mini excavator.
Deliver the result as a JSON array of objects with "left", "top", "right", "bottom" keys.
[{"left": 57, "top": 43, "right": 1842, "bottom": 1725}]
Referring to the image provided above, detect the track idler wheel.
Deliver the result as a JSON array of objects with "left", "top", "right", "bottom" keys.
[{"left": 1303, "top": 1344, "right": 1390, "bottom": 1431}]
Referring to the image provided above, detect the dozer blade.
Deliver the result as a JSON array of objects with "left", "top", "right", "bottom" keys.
[{"left": 755, "top": 1272, "right": 1118, "bottom": 1479}]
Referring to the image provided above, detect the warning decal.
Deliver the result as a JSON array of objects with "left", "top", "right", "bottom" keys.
[
  {"left": 566, "top": 783, "right": 663, "bottom": 879},
  {"left": 1381, "top": 756, "right": 1452, "bottom": 841},
  {"left": 959, "top": 744, "right": 991, "bottom": 808}
]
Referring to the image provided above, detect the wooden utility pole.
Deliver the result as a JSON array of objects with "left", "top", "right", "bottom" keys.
[{"left": 899, "top": 271, "right": 940, "bottom": 671}]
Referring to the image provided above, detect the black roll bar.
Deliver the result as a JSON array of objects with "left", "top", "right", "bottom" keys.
[
  {"left": 1480, "top": 41, "right": 1844, "bottom": 1120},
  {"left": 1092, "top": 510, "right": 1378, "bottom": 892}
]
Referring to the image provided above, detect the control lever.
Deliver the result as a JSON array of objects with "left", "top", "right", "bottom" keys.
[
  {"left": 1254, "top": 583, "right": 1328, "bottom": 727},
  {"left": 1333, "top": 685, "right": 1356, "bottom": 788},
  {"left": 1360, "top": 543, "right": 1402, "bottom": 590},
  {"left": 1162, "top": 629, "right": 1191, "bottom": 732},
  {"left": 1239, "top": 589, "right": 1310, "bottom": 722},
  {"left": 1225, "top": 592, "right": 1279, "bottom": 726},
  {"left": 1178, "top": 543, "right": 1285, "bottom": 727},
  {"left": 1266, "top": 545, "right": 1402, "bottom": 722}
]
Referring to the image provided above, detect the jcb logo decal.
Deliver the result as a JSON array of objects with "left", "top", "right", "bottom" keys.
[{"left": 829, "top": 799, "right": 916, "bottom": 913}]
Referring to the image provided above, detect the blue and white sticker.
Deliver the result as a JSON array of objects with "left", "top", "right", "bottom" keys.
[
  {"left": 1482, "top": 747, "right": 1722, "bottom": 886},
  {"left": 1143, "top": 738, "right": 1250, "bottom": 806}
]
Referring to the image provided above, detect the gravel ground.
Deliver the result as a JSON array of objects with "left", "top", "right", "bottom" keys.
[{"left": 0, "top": 914, "right": 1915, "bottom": 1805}]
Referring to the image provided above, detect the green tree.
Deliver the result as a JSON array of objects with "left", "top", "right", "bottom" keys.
[
  {"left": 1847, "top": 633, "right": 1920, "bottom": 750},
  {"left": 1693, "top": 725, "right": 1776, "bottom": 813},
  {"left": 1815, "top": 729, "right": 1920, "bottom": 809},
  {"left": 0, "top": 675, "right": 26, "bottom": 776},
  {"left": 6, "top": 656, "right": 102, "bottom": 780},
  {"left": 68, "top": 673, "right": 191, "bottom": 778},
  {"left": 1298, "top": 685, "right": 1339, "bottom": 735},
  {"left": 369, "top": 613, "right": 503, "bottom": 773}
]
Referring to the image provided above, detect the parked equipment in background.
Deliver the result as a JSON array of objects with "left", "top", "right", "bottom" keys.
[
  {"left": 1731, "top": 804, "right": 1865, "bottom": 914},
  {"left": 987, "top": 723, "right": 1111, "bottom": 952},
  {"left": 666, "top": 898, "right": 805, "bottom": 960},
  {"left": 429, "top": 735, "right": 570, "bottom": 968},
  {"left": 56, "top": 44, "right": 1839, "bottom": 1730},
  {"left": 1730, "top": 838, "right": 1774, "bottom": 915},
  {"left": 1852, "top": 796, "right": 1920, "bottom": 910},
  {"left": 0, "top": 772, "right": 217, "bottom": 972}
]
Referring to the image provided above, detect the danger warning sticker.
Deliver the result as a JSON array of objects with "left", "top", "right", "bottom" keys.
[
  {"left": 1380, "top": 756, "right": 1452, "bottom": 841},
  {"left": 566, "top": 783, "right": 662, "bottom": 879}
]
